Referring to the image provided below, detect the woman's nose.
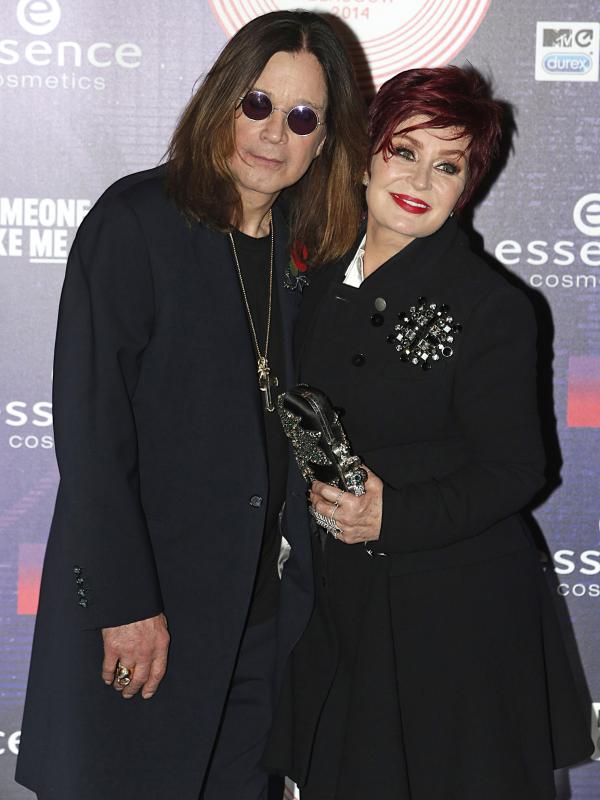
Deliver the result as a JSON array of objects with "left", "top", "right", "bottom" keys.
[{"left": 410, "top": 162, "right": 431, "bottom": 191}]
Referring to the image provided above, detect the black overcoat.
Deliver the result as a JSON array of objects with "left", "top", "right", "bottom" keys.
[
  {"left": 265, "top": 220, "right": 593, "bottom": 799},
  {"left": 15, "top": 167, "right": 313, "bottom": 800}
]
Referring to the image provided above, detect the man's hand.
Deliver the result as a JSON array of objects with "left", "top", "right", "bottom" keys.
[
  {"left": 101, "top": 612, "right": 170, "bottom": 700},
  {"left": 309, "top": 466, "right": 383, "bottom": 544}
]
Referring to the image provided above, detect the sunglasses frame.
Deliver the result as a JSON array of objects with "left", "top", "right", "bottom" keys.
[{"left": 237, "top": 90, "right": 323, "bottom": 137}]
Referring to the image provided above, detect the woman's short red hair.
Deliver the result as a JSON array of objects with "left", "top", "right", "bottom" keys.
[{"left": 368, "top": 66, "right": 504, "bottom": 212}]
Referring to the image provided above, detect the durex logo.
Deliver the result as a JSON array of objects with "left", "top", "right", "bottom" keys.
[
  {"left": 543, "top": 52, "right": 592, "bottom": 75},
  {"left": 16, "top": 0, "right": 61, "bottom": 36}
]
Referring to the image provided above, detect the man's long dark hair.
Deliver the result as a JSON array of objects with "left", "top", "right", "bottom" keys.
[{"left": 166, "top": 11, "right": 366, "bottom": 264}]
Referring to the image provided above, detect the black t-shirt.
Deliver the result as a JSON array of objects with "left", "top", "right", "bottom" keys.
[{"left": 231, "top": 228, "right": 288, "bottom": 626}]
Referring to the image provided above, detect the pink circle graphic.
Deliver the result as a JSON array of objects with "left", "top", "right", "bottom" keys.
[{"left": 208, "top": 0, "right": 491, "bottom": 90}]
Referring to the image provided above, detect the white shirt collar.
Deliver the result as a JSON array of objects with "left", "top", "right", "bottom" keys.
[{"left": 343, "top": 234, "right": 366, "bottom": 288}]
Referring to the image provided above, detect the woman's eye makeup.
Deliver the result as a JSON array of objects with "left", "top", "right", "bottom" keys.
[
  {"left": 392, "top": 145, "right": 414, "bottom": 160},
  {"left": 391, "top": 142, "right": 463, "bottom": 175},
  {"left": 435, "top": 161, "right": 461, "bottom": 175}
]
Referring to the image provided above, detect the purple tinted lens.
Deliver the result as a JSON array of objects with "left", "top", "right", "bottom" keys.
[
  {"left": 242, "top": 91, "right": 272, "bottom": 120},
  {"left": 287, "top": 106, "right": 319, "bottom": 135}
]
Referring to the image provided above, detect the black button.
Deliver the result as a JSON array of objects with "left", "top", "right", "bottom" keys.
[
  {"left": 371, "top": 313, "right": 384, "bottom": 327},
  {"left": 351, "top": 353, "right": 366, "bottom": 367},
  {"left": 321, "top": 576, "right": 327, "bottom": 588},
  {"left": 249, "top": 495, "right": 263, "bottom": 508}
]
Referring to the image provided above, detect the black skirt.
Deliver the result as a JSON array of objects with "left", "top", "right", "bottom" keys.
[{"left": 265, "top": 528, "right": 592, "bottom": 800}]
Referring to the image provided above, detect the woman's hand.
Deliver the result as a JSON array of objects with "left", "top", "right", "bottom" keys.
[{"left": 309, "top": 466, "right": 383, "bottom": 544}]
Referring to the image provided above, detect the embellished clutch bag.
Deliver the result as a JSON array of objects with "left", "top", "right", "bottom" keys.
[{"left": 277, "top": 384, "right": 367, "bottom": 496}]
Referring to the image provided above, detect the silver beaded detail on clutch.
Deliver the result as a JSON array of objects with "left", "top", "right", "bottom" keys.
[{"left": 278, "top": 404, "right": 332, "bottom": 483}]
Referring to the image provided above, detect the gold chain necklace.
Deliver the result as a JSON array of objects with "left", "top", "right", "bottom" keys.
[{"left": 228, "top": 209, "right": 279, "bottom": 413}]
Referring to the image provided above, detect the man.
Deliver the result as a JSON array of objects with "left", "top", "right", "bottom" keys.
[{"left": 15, "top": 11, "right": 366, "bottom": 800}]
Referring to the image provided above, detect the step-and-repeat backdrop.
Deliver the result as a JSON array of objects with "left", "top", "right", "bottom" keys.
[{"left": 0, "top": 1, "right": 598, "bottom": 798}]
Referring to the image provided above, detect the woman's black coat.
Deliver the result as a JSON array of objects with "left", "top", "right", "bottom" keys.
[
  {"left": 15, "top": 167, "right": 313, "bottom": 800},
  {"left": 265, "top": 220, "right": 592, "bottom": 799}
]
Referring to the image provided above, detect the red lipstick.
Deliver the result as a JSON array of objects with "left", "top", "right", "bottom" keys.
[{"left": 390, "top": 193, "right": 431, "bottom": 214}]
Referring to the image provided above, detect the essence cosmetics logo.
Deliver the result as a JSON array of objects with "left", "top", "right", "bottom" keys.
[
  {"left": 1, "top": 0, "right": 142, "bottom": 92},
  {"left": 495, "top": 193, "right": 600, "bottom": 292},
  {"left": 574, "top": 194, "right": 600, "bottom": 238},
  {"left": 567, "top": 356, "right": 600, "bottom": 428},
  {"left": 16, "top": 0, "right": 61, "bottom": 36},
  {"left": 536, "top": 21, "right": 599, "bottom": 82}
]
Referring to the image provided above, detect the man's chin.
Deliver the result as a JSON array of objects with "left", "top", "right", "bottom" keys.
[{"left": 235, "top": 177, "right": 291, "bottom": 201}]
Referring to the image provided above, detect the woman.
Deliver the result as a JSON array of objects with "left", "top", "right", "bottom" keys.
[
  {"left": 265, "top": 66, "right": 592, "bottom": 799},
  {"left": 15, "top": 11, "right": 366, "bottom": 800}
]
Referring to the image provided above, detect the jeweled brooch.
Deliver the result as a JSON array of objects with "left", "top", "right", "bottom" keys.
[{"left": 386, "top": 296, "right": 462, "bottom": 370}]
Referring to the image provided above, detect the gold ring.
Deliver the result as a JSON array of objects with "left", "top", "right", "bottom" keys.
[{"left": 115, "top": 662, "right": 134, "bottom": 687}]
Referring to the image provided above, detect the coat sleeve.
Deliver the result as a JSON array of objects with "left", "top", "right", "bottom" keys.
[
  {"left": 375, "top": 286, "right": 546, "bottom": 554},
  {"left": 51, "top": 194, "right": 163, "bottom": 630}
]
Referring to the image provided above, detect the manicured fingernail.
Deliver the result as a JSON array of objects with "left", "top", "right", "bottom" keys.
[
  {"left": 104, "top": 680, "right": 112, "bottom": 685},
  {"left": 142, "top": 692, "right": 154, "bottom": 700}
]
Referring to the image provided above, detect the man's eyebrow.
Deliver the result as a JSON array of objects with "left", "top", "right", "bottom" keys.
[{"left": 253, "top": 86, "right": 325, "bottom": 110}]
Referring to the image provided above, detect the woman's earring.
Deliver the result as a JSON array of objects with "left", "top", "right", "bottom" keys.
[{"left": 362, "top": 173, "right": 369, "bottom": 187}]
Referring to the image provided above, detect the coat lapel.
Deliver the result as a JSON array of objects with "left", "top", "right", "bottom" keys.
[{"left": 295, "top": 259, "right": 345, "bottom": 379}]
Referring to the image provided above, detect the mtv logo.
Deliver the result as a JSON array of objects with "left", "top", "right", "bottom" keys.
[
  {"left": 543, "top": 27, "right": 595, "bottom": 48},
  {"left": 536, "top": 21, "right": 599, "bottom": 81},
  {"left": 543, "top": 29, "right": 573, "bottom": 47}
]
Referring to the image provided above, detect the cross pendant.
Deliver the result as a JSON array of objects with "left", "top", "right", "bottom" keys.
[{"left": 257, "top": 356, "right": 279, "bottom": 413}]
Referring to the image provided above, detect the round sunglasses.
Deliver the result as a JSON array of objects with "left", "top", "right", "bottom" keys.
[{"left": 238, "top": 90, "right": 323, "bottom": 136}]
